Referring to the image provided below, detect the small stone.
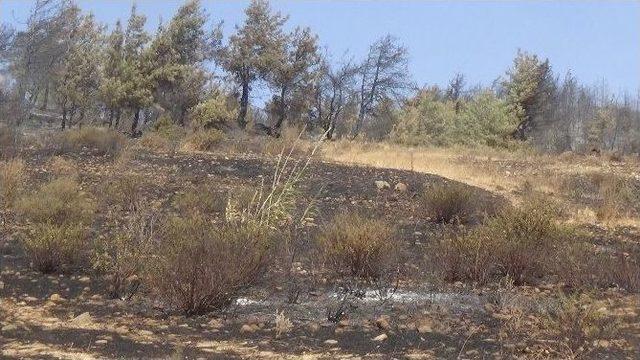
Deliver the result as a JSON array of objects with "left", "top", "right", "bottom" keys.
[
  {"left": 115, "top": 326, "right": 129, "bottom": 334},
  {"left": 417, "top": 322, "right": 432, "bottom": 334},
  {"left": 372, "top": 333, "right": 388, "bottom": 342},
  {"left": 49, "top": 293, "right": 64, "bottom": 302},
  {"left": 240, "top": 324, "right": 258, "bottom": 333},
  {"left": 375, "top": 180, "right": 391, "bottom": 190},
  {"left": 375, "top": 315, "right": 391, "bottom": 331},
  {"left": 337, "top": 319, "right": 349, "bottom": 327},
  {"left": 138, "top": 330, "right": 154, "bottom": 336},
  {"left": 394, "top": 183, "right": 408, "bottom": 192},
  {"left": 2, "top": 324, "right": 18, "bottom": 332},
  {"left": 70, "top": 312, "right": 92, "bottom": 326},
  {"left": 208, "top": 318, "right": 223, "bottom": 329},
  {"left": 0, "top": 281, "right": 4, "bottom": 289},
  {"left": 78, "top": 276, "right": 90, "bottom": 284},
  {"left": 324, "top": 339, "right": 338, "bottom": 345},
  {"left": 24, "top": 296, "right": 38, "bottom": 302},
  {"left": 95, "top": 339, "right": 108, "bottom": 345}
]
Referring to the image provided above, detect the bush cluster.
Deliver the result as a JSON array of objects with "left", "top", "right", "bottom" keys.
[
  {"left": 437, "top": 199, "right": 573, "bottom": 285},
  {"left": 0, "top": 158, "right": 26, "bottom": 209}
]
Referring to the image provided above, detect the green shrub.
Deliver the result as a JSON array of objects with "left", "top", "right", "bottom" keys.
[
  {"left": 189, "top": 92, "right": 237, "bottom": 130},
  {"left": 181, "top": 129, "right": 225, "bottom": 152},
  {"left": 22, "top": 222, "right": 87, "bottom": 273},
  {"left": 0, "top": 158, "right": 26, "bottom": 209},
  {"left": 92, "top": 208, "right": 155, "bottom": 299},
  {"left": 53, "top": 127, "right": 126, "bottom": 157},
  {"left": 147, "top": 215, "right": 273, "bottom": 315},
  {"left": 421, "top": 182, "right": 475, "bottom": 224},
  {"left": 317, "top": 213, "right": 398, "bottom": 281},
  {"left": 16, "top": 177, "right": 95, "bottom": 225}
]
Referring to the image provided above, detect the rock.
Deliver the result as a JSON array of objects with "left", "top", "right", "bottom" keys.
[
  {"left": 78, "top": 276, "right": 90, "bottom": 284},
  {"left": 138, "top": 330, "right": 154, "bottom": 336},
  {"left": 417, "top": 321, "right": 432, "bottom": 334},
  {"left": 208, "top": 318, "right": 223, "bottom": 329},
  {"left": 375, "top": 180, "right": 391, "bottom": 190},
  {"left": 49, "top": 293, "right": 64, "bottom": 302},
  {"left": 24, "top": 296, "right": 38, "bottom": 302},
  {"left": 324, "top": 339, "right": 338, "bottom": 345},
  {"left": 375, "top": 315, "right": 391, "bottom": 331},
  {"left": 2, "top": 324, "right": 18, "bottom": 332},
  {"left": 115, "top": 326, "right": 129, "bottom": 334},
  {"left": 0, "top": 281, "right": 4, "bottom": 289},
  {"left": 372, "top": 333, "right": 388, "bottom": 342},
  {"left": 337, "top": 319, "right": 349, "bottom": 328},
  {"left": 95, "top": 339, "right": 108, "bottom": 345},
  {"left": 240, "top": 324, "right": 258, "bottom": 333},
  {"left": 70, "top": 312, "right": 92, "bottom": 326},
  {"left": 394, "top": 182, "right": 408, "bottom": 192}
]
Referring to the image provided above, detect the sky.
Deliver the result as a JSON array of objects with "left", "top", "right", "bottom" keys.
[{"left": 1, "top": 0, "right": 639, "bottom": 96}]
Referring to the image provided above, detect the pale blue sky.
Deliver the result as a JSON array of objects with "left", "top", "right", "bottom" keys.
[{"left": 2, "top": 0, "right": 639, "bottom": 94}]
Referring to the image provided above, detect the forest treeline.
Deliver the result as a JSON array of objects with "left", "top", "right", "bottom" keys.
[{"left": 0, "top": 0, "right": 639, "bottom": 153}]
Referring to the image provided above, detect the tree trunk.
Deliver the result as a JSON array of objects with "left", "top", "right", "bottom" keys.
[
  {"left": 108, "top": 108, "right": 114, "bottom": 128},
  {"left": 237, "top": 81, "right": 250, "bottom": 129},
  {"left": 61, "top": 108, "right": 67, "bottom": 130},
  {"left": 273, "top": 86, "right": 287, "bottom": 131},
  {"left": 131, "top": 108, "right": 140, "bottom": 137},
  {"left": 115, "top": 109, "right": 121, "bottom": 129}
]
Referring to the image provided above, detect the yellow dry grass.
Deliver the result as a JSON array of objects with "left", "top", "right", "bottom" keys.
[{"left": 321, "top": 140, "right": 640, "bottom": 228}]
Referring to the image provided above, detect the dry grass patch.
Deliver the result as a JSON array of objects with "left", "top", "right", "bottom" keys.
[
  {"left": 421, "top": 182, "right": 476, "bottom": 224},
  {"left": 52, "top": 127, "right": 127, "bottom": 157},
  {"left": 0, "top": 158, "right": 26, "bottom": 208},
  {"left": 22, "top": 222, "right": 88, "bottom": 273},
  {"left": 0, "top": 124, "right": 20, "bottom": 160},
  {"left": 181, "top": 129, "right": 225, "bottom": 152}
]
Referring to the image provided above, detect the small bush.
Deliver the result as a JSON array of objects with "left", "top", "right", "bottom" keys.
[
  {"left": 317, "top": 213, "right": 398, "bottom": 281},
  {"left": 181, "top": 129, "right": 225, "bottom": 152},
  {"left": 17, "top": 177, "right": 95, "bottom": 225},
  {"left": 0, "top": 124, "right": 20, "bottom": 159},
  {"left": 0, "top": 158, "right": 26, "bottom": 208},
  {"left": 101, "top": 172, "right": 145, "bottom": 211},
  {"left": 137, "top": 132, "right": 172, "bottom": 152},
  {"left": 438, "top": 199, "right": 573, "bottom": 285},
  {"left": 53, "top": 127, "right": 126, "bottom": 157},
  {"left": 543, "top": 293, "right": 619, "bottom": 355},
  {"left": 93, "top": 208, "right": 155, "bottom": 299},
  {"left": 147, "top": 215, "right": 273, "bottom": 316},
  {"left": 22, "top": 222, "right": 87, "bottom": 273},
  {"left": 173, "top": 183, "right": 226, "bottom": 217},
  {"left": 189, "top": 92, "right": 237, "bottom": 130},
  {"left": 422, "top": 182, "right": 475, "bottom": 224}
]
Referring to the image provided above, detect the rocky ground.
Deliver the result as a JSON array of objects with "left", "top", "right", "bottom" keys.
[{"left": 1, "top": 148, "right": 639, "bottom": 359}]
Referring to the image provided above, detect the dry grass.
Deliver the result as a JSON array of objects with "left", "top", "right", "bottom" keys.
[
  {"left": 322, "top": 140, "right": 640, "bottom": 227},
  {"left": 0, "top": 158, "right": 26, "bottom": 208},
  {"left": 51, "top": 127, "right": 127, "bottom": 157},
  {"left": 0, "top": 124, "right": 20, "bottom": 159},
  {"left": 421, "top": 182, "right": 476, "bottom": 224},
  {"left": 16, "top": 177, "right": 95, "bottom": 225},
  {"left": 181, "top": 129, "right": 225, "bottom": 152},
  {"left": 22, "top": 222, "right": 88, "bottom": 273}
]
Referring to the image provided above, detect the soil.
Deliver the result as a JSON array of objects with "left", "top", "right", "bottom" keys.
[{"left": 1, "top": 149, "right": 638, "bottom": 359}]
